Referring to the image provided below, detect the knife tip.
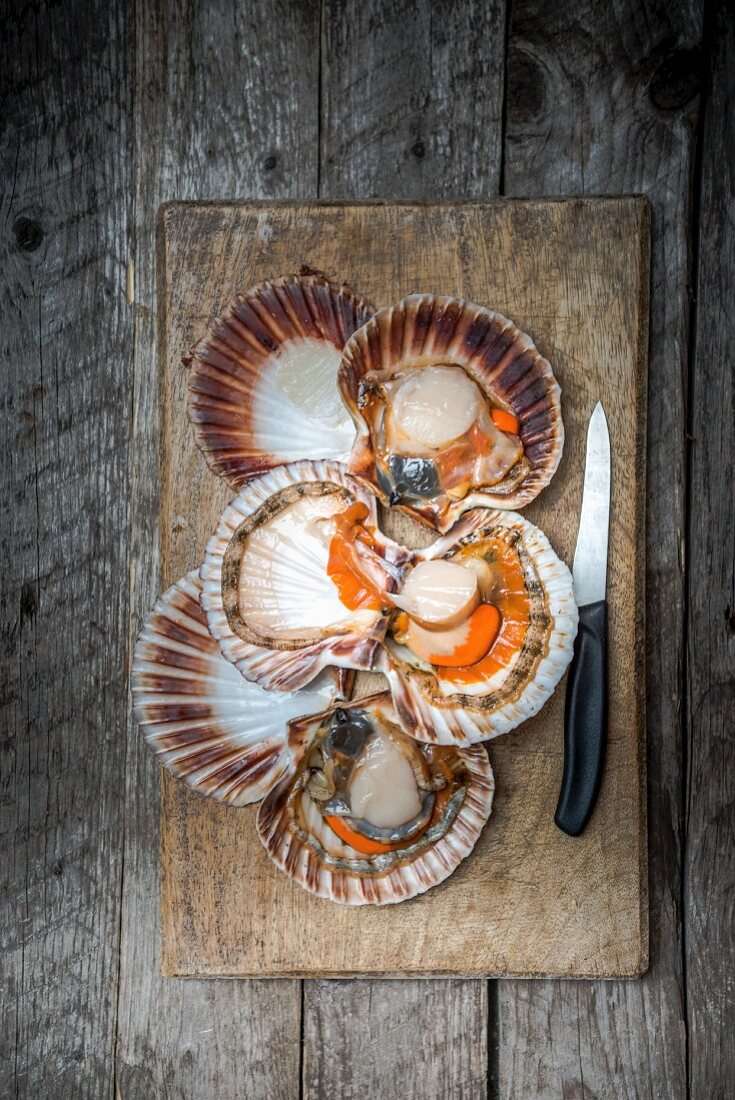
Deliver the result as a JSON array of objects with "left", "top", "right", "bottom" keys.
[{"left": 589, "top": 400, "right": 610, "bottom": 436}]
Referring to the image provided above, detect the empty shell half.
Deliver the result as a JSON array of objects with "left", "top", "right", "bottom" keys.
[
  {"left": 379, "top": 509, "right": 578, "bottom": 745},
  {"left": 131, "top": 570, "right": 340, "bottom": 805},
  {"left": 187, "top": 270, "right": 374, "bottom": 488},
  {"left": 257, "top": 693, "right": 495, "bottom": 905},
  {"left": 201, "top": 459, "right": 412, "bottom": 692},
  {"left": 339, "top": 295, "right": 563, "bottom": 531}
]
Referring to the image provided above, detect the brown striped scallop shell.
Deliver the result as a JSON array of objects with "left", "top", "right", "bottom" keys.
[
  {"left": 256, "top": 693, "right": 495, "bottom": 905},
  {"left": 339, "top": 295, "right": 564, "bottom": 532},
  {"left": 187, "top": 270, "right": 374, "bottom": 488},
  {"left": 131, "top": 570, "right": 341, "bottom": 805}
]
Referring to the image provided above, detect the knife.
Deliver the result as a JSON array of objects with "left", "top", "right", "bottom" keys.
[{"left": 555, "top": 401, "right": 610, "bottom": 837}]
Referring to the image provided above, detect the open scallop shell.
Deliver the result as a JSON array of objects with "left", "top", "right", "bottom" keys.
[
  {"left": 131, "top": 570, "right": 341, "bottom": 805},
  {"left": 379, "top": 510, "right": 578, "bottom": 745},
  {"left": 201, "top": 459, "right": 412, "bottom": 692},
  {"left": 186, "top": 270, "right": 374, "bottom": 488},
  {"left": 339, "top": 295, "right": 563, "bottom": 532},
  {"left": 256, "top": 693, "right": 495, "bottom": 905}
]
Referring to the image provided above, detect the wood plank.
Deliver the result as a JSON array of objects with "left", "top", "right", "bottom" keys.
[
  {"left": 0, "top": 1, "right": 133, "bottom": 1095},
  {"left": 318, "top": 0, "right": 505, "bottom": 201},
  {"left": 115, "top": 3, "right": 320, "bottom": 1097},
  {"left": 685, "top": 4, "right": 735, "bottom": 1095},
  {"left": 303, "top": 980, "right": 489, "bottom": 1099},
  {"left": 157, "top": 198, "right": 648, "bottom": 981},
  {"left": 498, "top": 0, "right": 703, "bottom": 1095},
  {"left": 307, "top": 5, "right": 506, "bottom": 1093}
]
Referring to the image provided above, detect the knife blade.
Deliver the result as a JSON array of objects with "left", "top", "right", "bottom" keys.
[{"left": 555, "top": 401, "right": 610, "bottom": 837}]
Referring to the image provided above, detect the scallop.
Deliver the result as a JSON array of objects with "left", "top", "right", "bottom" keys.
[
  {"left": 379, "top": 509, "right": 578, "bottom": 745},
  {"left": 392, "top": 558, "right": 480, "bottom": 627},
  {"left": 256, "top": 693, "right": 495, "bottom": 905},
  {"left": 187, "top": 270, "right": 374, "bottom": 488},
  {"left": 339, "top": 295, "right": 564, "bottom": 532},
  {"left": 200, "top": 459, "right": 412, "bottom": 692},
  {"left": 131, "top": 570, "right": 341, "bottom": 805}
]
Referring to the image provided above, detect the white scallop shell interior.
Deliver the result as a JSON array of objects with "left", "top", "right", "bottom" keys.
[
  {"left": 201, "top": 459, "right": 410, "bottom": 692},
  {"left": 237, "top": 490, "right": 363, "bottom": 637},
  {"left": 131, "top": 570, "right": 339, "bottom": 805},
  {"left": 247, "top": 338, "right": 355, "bottom": 462}
]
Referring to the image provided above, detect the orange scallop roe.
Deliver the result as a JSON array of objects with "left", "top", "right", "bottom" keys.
[
  {"left": 427, "top": 603, "right": 501, "bottom": 667},
  {"left": 436, "top": 539, "right": 531, "bottom": 686},
  {"left": 490, "top": 407, "right": 520, "bottom": 435},
  {"left": 326, "top": 502, "right": 388, "bottom": 612},
  {"left": 324, "top": 813, "right": 400, "bottom": 855}
]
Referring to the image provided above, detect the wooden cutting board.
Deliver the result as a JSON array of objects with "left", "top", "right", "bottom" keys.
[{"left": 154, "top": 199, "right": 649, "bottom": 978}]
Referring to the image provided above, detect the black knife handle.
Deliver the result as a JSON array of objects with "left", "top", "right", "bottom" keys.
[{"left": 555, "top": 600, "right": 608, "bottom": 837}]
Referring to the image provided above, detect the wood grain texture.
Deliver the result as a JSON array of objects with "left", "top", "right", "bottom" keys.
[
  {"left": 319, "top": 0, "right": 505, "bottom": 201},
  {"left": 303, "top": 980, "right": 489, "bottom": 1099},
  {"left": 115, "top": 2, "right": 319, "bottom": 1097},
  {"left": 498, "top": 0, "right": 702, "bottom": 1096},
  {"left": 156, "top": 198, "right": 648, "bottom": 979},
  {"left": 308, "top": 6, "right": 507, "bottom": 1093},
  {"left": 0, "top": 1, "right": 133, "bottom": 1095},
  {"left": 685, "top": 4, "right": 735, "bottom": 1095}
]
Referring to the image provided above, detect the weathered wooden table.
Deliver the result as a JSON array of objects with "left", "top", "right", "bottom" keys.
[{"left": 3, "top": 1, "right": 733, "bottom": 1097}]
